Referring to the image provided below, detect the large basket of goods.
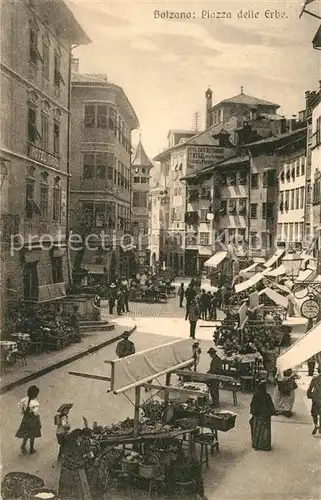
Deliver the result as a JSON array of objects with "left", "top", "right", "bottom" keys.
[
  {"left": 201, "top": 411, "right": 237, "bottom": 431},
  {"left": 121, "top": 452, "right": 141, "bottom": 475},
  {"left": 1, "top": 472, "right": 45, "bottom": 499},
  {"left": 138, "top": 452, "right": 161, "bottom": 479}
]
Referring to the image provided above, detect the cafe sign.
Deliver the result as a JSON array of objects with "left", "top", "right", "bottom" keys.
[
  {"left": 187, "top": 146, "right": 225, "bottom": 170},
  {"left": 28, "top": 144, "right": 60, "bottom": 169},
  {"left": 300, "top": 299, "right": 320, "bottom": 319}
]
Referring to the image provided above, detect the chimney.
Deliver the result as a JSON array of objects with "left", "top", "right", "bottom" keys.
[
  {"left": 205, "top": 87, "right": 213, "bottom": 129},
  {"left": 71, "top": 58, "right": 79, "bottom": 73}
]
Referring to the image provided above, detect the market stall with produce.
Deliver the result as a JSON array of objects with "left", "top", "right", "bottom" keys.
[
  {"left": 68, "top": 338, "right": 237, "bottom": 498},
  {"left": 128, "top": 275, "right": 175, "bottom": 303}
]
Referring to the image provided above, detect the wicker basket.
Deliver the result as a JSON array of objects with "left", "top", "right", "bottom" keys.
[
  {"left": 138, "top": 462, "right": 160, "bottom": 479},
  {"left": 121, "top": 458, "right": 139, "bottom": 475},
  {"left": 201, "top": 413, "right": 236, "bottom": 431}
]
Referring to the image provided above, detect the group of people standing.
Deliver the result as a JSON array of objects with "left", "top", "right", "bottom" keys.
[
  {"left": 107, "top": 276, "right": 130, "bottom": 315},
  {"left": 178, "top": 281, "right": 228, "bottom": 339}
]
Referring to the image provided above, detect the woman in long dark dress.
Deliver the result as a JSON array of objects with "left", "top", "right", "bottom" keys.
[
  {"left": 58, "top": 429, "right": 91, "bottom": 500},
  {"left": 16, "top": 385, "right": 41, "bottom": 454},
  {"left": 250, "top": 381, "right": 276, "bottom": 451}
]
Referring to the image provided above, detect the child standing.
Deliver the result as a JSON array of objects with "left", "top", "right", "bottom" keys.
[
  {"left": 192, "top": 341, "right": 202, "bottom": 372},
  {"left": 16, "top": 385, "right": 41, "bottom": 455},
  {"left": 55, "top": 403, "right": 73, "bottom": 460}
]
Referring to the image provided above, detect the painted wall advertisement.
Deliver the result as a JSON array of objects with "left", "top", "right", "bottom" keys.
[{"left": 187, "top": 146, "right": 226, "bottom": 171}]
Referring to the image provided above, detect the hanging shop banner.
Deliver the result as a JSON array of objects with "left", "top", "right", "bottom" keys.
[
  {"left": 300, "top": 299, "right": 320, "bottom": 319},
  {"left": 110, "top": 338, "right": 193, "bottom": 392},
  {"left": 238, "top": 301, "right": 248, "bottom": 329},
  {"left": 249, "top": 291, "right": 259, "bottom": 309},
  {"left": 187, "top": 146, "right": 225, "bottom": 171}
]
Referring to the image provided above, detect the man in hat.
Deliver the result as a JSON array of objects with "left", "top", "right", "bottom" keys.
[
  {"left": 116, "top": 331, "right": 135, "bottom": 358},
  {"left": 207, "top": 347, "right": 223, "bottom": 407},
  {"left": 55, "top": 403, "right": 73, "bottom": 460}
]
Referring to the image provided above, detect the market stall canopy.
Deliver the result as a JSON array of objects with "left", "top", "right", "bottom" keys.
[
  {"left": 258, "top": 287, "right": 288, "bottom": 308},
  {"left": 204, "top": 251, "right": 228, "bottom": 268},
  {"left": 108, "top": 338, "right": 194, "bottom": 393},
  {"left": 239, "top": 262, "right": 261, "bottom": 277},
  {"left": 277, "top": 321, "right": 321, "bottom": 372},
  {"left": 264, "top": 265, "right": 286, "bottom": 278},
  {"left": 263, "top": 249, "right": 285, "bottom": 269},
  {"left": 296, "top": 267, "right": 315, "bottom": 282},
  {"left": 235, "top": 272, "right": 264, "bottom": 293}
]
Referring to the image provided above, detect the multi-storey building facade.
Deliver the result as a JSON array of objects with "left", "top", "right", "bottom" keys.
[
  {"left": 154, "top": 130, "right": 195, "bottom": 273},
  {"left": 131, "top": 139, "right": 153, "bottom": 271},
  {"left": 277, "top": 138, "right": 307, "bottom": 249},
  {"left": 0, "top": 0, "right": 90, "bottom": 326},
  {"left": 69, "top": 62, "right": 139, "bottom": 280},
  {"left": 310, "top": 86, "right": 321, "bottom": 265}
]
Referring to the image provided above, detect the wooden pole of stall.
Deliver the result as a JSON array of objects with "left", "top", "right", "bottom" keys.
[
  {"left": 163, "top": 372, "right": 172, "bottom": 424},
  {"left": 133, "top": 385, "right": 141, "bottom": 438}
]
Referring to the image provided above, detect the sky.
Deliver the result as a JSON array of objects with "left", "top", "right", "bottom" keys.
[{"left": 67, "top": 0, "right": 321, "bottom": 159}]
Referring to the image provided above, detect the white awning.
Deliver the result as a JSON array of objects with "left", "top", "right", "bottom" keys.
[
  {"left": 239, "top": 262, "right": 260, "bottom": 277},
  {"left": 263, "top": 249, "right": 285, "bottom": 269},
  {"left": 258, "top": 287, "right": 288, "bottom": 308},
  {"left": 296, "top": 268, "right": 315, "bottom": 282},
  {"left": 277, "top": 321, "right": 321, "bottom": 372},
  {"left": 264, "top": 264, "right": 286, "bottom": 277},
  {"left": 204, "top": 251, "right": 227, "bottom": 268},
  {"left": 235, "top": 272, "right": 264, "bottom": 294}
]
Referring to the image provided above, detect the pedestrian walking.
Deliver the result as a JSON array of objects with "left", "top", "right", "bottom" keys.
[
  {"left": 307, "top": 366, "right": 321, "bottom": 435},
  {"left": 250, "top": 381, "right": 276, "bottom": 451},
  {"left": 116, "top": 288, "right": 124, "bottom": 316},
  {"left": 185, "top": 284, "right": 196, "bottom": 320},
  {"left": 122, "top": 286, "right": 130, "bottom": 313},
  {"left": 178, "top": 283, "right": 185, "bottom": 308},
  {"left": 187, "top": 299, "right": 199, "bottom": 339},
  {"left": 199, "top": 289, "right": 209, "bottom": 321},
  {"left": 210, "top": 292, "right": 217, "bottom": 320},
  {"left": 207, "top": 347, "right": 222, "bottom": 407},
  {"left": 16, "top": 385, "right": 41, "bottom": 455},
  {"left": 116, "top": 331, "right": 136, "bottom": 358},
  {"left": 55, "top": 403, "right": 72, "bottom": 460},
  {"left": 274, "top": 369, "right": 298, "bottom": 418},
  {"left": 108, "top": 284, "right": 116, "bottom": 314}
]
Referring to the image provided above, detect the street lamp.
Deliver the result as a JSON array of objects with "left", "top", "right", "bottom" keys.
[{"left": 281, "top": 247, "right": 304, "bottom": 280}]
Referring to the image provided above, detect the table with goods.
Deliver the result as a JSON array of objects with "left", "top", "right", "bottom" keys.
[{"left": 66, "top": 394, "right": 237, "bottom": 498}]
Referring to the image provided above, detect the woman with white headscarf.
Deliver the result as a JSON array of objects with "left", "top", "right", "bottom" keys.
[{"left": 274, "top": 368, "right": 298, "bottom": 418}]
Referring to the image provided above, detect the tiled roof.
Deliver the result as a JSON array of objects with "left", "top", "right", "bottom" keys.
[
  {"left": 132, "top": 140, "right": 153, "bottom": 168},
  {"left": 245, "top": 126, "right": 307, "bottom": 147},
  {"left": 213, "top": 92, "right": 279, "bottom": 109},
  {"left": 154, "top": 123, "right": 231, "bottom": 161}
]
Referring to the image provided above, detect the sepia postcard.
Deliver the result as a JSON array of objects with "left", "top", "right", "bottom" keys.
[{"left": 0, "top": 0, "right": 321, "bottom": 499}]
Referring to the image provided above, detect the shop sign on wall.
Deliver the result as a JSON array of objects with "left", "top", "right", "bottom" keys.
[
  {"left": 300, "top": 299, "right": 320, "bottom": 319},
  {"left": 187, "top": 146, "right": 225, "bottom": 170}
]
